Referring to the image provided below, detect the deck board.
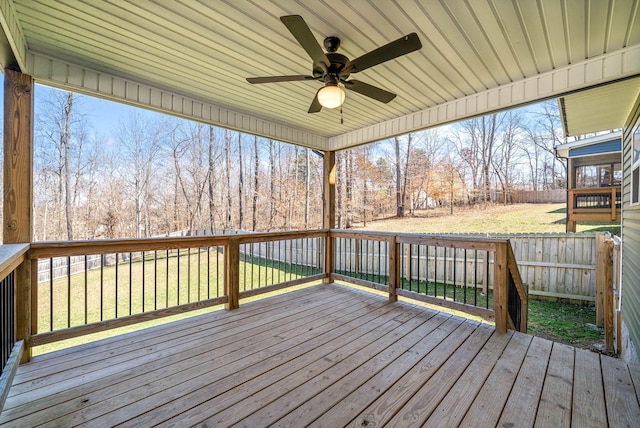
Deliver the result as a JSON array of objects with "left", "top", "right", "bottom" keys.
[
  {"left": 534, "top": 343, "right": 575, "bottom": 428},
  {"left": 572, "top": 348, "right": 607, "bottom": 427},
  {"left": 1, "top": 283, "right": 639, "bottom": 427}
]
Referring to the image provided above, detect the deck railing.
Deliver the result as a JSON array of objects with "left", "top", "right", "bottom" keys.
[
  {"left": 28, "top": 231, "right": 327, "bottom": 346},
  {"left": 0, "top": 243, "right": 29, "bottom": 412},
  {"left": 329, "top": 230, "right": 527, "bottom": 333},
  {"left": 569, "top": 187, "right": 621, "bottom": 216},
  {"left": 7, "top": 229, "right": 525, "bottom": 357}
]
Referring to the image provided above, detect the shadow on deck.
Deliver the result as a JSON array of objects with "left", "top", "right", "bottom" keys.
[{"left": 1, "top": 284, "right": 639, "bottom": 427}]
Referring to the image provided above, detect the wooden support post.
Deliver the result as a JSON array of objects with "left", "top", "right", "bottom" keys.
[
  {"left": 611, "top": 187, "right": 617, "bottom": 221},
  {"left": 493, "top": 242, "right": 508, "bottom": 334},
  {"left": 224, "top": 238, "right": 240, "bottom": 310},
  {"left": 388, "top": 238, "right": 399, "bottom": 302},
  {"left": 603, "top": 239, "right": 615, "bottom": 351},
  {"left": 595, "top": 233, "right": 606, "bottom": 327},
  {"left": 30, "top": 258, "right": 38, "bottom": 336},
  {"left": 3, "top": 69, "right": 34, "bottom": 363},
  {"left": 323, "top": 151, "right": 336, "bottom": 284}
]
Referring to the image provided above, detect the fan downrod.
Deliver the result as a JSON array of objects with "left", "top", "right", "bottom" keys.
[{"left": 324, "top": 36, "right": 340, "bottom": 53}]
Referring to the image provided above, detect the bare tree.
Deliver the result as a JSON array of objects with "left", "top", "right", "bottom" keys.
[
  {"left": 117, "top": 113, "right": 162, "bottom": 238},
  {"left": 169, "top": 122, "right": 211, "bottom": 235},
  {"left": 252, "top": 136, "right": 259, "bottom": 231},
  {"left": 493, "top": 110, "right": 523, "bottom": 204},
  {"left": 238, "top": 133, "right": 244, "bottom": 230}
]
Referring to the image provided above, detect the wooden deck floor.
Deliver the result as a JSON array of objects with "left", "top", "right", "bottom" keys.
[{"left": 1, "top": 284, "right": 639, "bottom": 427}]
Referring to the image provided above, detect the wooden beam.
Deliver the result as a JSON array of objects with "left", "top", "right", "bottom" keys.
[
  {"left": 595, "top": 233, "right": 606, "bottom": 327},
  {"left": 323, "top": 151, "right": 336, "bottom": 229},
  {"left": 224, "top": 238, "right": 240, "bottom": 310},
  {"left": 3, "top": 69, "right": 32, "bottom": 243},
  {"left": 388, "top": 238, "right": 399, "bottom": 303},
  {"left": 603, "top": 239, "right": 615, "bottom": 351},
  {"left": 493, "top": 242, "right": 508, "bottom": 334},
  {"left": 323, "top": 151, "right": 336, "bottom": 284},
  {"left": 3, "top": 69, "right": 33, "bottom": 363}
]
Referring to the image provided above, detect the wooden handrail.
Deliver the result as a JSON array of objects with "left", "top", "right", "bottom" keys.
[
  {"left": 0, "top": 244, "right": 29, "bottom": 282},
  {"left": 29, "top": 235, "right": 230, "bottom": 258},
  {"left": 506, "top": 241, "right": 528, "bottom": 333},
  {"left": 0, "top": 244, "right": 29, "bottom": 409},
  {"left": 507, "top": 243, "right": 527, "bottom": 304}
]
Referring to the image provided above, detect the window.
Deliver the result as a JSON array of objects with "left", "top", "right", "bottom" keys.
[
  {"left": 632, "top": 122, "right": 640, "bottom": 205},
  {"left": 575, "top": 163, "right": 622, "bottom": 188}
]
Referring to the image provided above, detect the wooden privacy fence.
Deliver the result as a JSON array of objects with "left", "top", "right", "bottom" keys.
[
  {"left": 506, "top": 233, "right": 597, "bottom": 303},
  {"left": 333, "top": 232, "right": 599, "bottom": 303},
  {"left": 508, "top": 189, "right": 567, "bottom": 203}
]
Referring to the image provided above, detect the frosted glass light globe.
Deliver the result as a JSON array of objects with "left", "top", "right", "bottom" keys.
[{"left": 317, "top": 85, "right": 345, "bottom": 109}]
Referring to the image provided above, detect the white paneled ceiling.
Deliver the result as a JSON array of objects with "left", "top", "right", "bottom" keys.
[{"left": 1, "top": 0, "right": 640, "bottom": 149}]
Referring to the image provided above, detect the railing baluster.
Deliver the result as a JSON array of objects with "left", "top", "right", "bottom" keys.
[
  {"left": 115, "top": 253, "right": 119, "bottom": 319},
  {"left": 129, "top": 252, "right": 133, "bottom": 316},
  {"left": 453, "top": 249, "right": 457, "bottom": 302},
  {"left": 84, "top": 255, "right": 88, "bottom": 325},
  {"left": 463, "top": 249, "right": 468, "bottom": 304},
  {"left": 165, "top": 250, "right": 169, "bottom": 308},
  {"left": 187, "top": 248, "right": 191, "bottom": 302},
  {"left": 100, "top": 255, "right": 104, "bottom": 321},
  {"left": 177, "top": 249, "right": 181, "bottom": 305},
  {"left": 154, "top": 250, "right": 158, "bottom": 311},
  {"left": 67, "top": 256, "right": 71, "bottom": 328}
]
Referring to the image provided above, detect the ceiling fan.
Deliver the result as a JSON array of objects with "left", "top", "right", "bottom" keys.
[{"left": 246, "top": 15, "right": 422, "bottom": 113}]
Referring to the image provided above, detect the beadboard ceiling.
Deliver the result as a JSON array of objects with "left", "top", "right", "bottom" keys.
[{"left": 1, "top": 0, "right": 640, "bottom": 149}]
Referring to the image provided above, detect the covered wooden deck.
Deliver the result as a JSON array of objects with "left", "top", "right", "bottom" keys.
[{"left": 1, "top": 284, "right": 639, "bottom": 427}]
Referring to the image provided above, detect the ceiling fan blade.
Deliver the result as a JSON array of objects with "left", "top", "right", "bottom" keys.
[
  {"left": 281, "top": 15, "right": 330, "bottom": 70},
  {"left": 247, "top": 75, "right": 315, "bottom": 84},
  {"left": 308, "top": 88, "right": 322, "bottom": 113},
  {"left": 344, "top": 80, "right": 396, "bottom": 103},
  {"left": 344, "top": 33, "right": 422, "bottom": 74}
]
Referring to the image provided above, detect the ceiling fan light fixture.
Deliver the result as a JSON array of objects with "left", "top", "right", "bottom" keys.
[{"left": 317, "top": 84, "right": 345, "bottom": 109}]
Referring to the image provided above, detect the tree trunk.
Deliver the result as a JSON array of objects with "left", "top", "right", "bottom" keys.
[
  {"left": 269, "top": 140, "right": 276, "bottom": 230},
  {"left": 63, "top": 92, "right": 74, "bottom": 240},
  {"left": 252, "top": 136, "right": 259, "bottom": 231},
  {"left": 224, "top": 130, "right": 233, "bottom": 230},
  {"left": 208, "top": 126, "right": 217, "bottom": 234},
  {"left": 238, "top": 133, "right": 244, "bottom": 230},
  {"left": 395, "top": 137, "right": 404, "bottom": 217},
  {"left": 304, "top": 148, "right": 310, "bottom": 229}
]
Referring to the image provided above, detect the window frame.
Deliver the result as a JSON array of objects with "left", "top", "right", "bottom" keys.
[{"left": 632, "top": 119, "right": 640, "bottom": 206}]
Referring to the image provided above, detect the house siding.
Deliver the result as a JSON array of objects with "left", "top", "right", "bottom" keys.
[
  {"left": 568, "top": 138, "right": 621, "bottom": 157},
  {"left": 622, "top": 93, "right": 640, "bottom": 356}
]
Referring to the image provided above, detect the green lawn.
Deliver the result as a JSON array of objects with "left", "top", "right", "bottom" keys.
[{"left": 359, "top": 203, "right": 620, "bottom": 235}]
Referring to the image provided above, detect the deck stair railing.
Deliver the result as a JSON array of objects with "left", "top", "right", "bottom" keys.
[
  {"left": 0, "top": 244, "right": 29, "bottom": 413},
  {"left": 328, "top": 230, "right": 527, "bottom": 334}
]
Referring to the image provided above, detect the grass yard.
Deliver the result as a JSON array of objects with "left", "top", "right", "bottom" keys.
[
  {"left": 528, "top": 299, "right": 602, "bottom": 350},
  {"left": 359, "top": 203, "right": 620, "bottom": 235}
]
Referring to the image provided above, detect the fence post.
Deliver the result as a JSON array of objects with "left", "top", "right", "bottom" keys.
[
  {"left": 388, "top": 237, "right": 399, "bottom": 303},
  {"left": 603, "top": 239, "right": 615, "bottom": 352},
  {"left": 596, "top": 233, "right": 607, "bottom": 327},
  {"left": 493, "top": 242, "right": 508, "bottom": 334},
  {"left": 225, "top": 238, "right": 240, "bottom": 310}
]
